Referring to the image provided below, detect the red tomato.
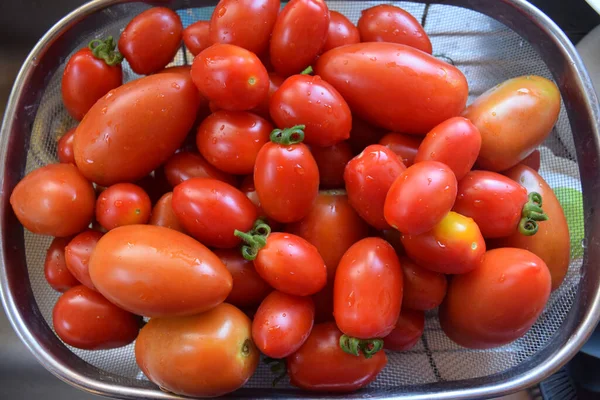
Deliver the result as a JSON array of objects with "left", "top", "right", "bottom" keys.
[
  {"left": 192, "top": 44, "right": 269, "bottom": 111},
  {"left": 323, "top": 11, "right": 360, "bottom": 52},
  {"left": 344, "top": 144, "right": 406, "bottom": 229},
  {"left": 239, "top": 175, "right": 280, "bottom": 227},
  {"left": 44, "top": 237, "right": 79, "bottom": 292},
  {"left": 383, "top": 308, "right": 424, "bottom": 351},
  {"left": 401, "top": 211, "right": 486, "bottom": 274},
  {"left": 95, "top": 183, "right": 151, "bottom": 230},
  {"left": 520, "top": 149, "right": 541, "bottom": 172},
  {"left": 74, "top": 73, "right": 200, "bottom": 186},
  {"left": 65, "top": 230, "right": 104, "bottom": 290},
  {"left": 183, "top": 20, "right": 211, "bottom": 56},
  {"left": 379, "top": 133, "right": 422, "bottom": 167},
  {"left": 252, "top": 73, "right": 285, "bottom": 119},
  {"left": 414, "top": 117, "right": 482, "bottom": 181},
  {"left": 315, "top": 42, "right": 468, "bottom": 133},
  {"left": 61, "top": 42, "right": 122, "bottom": 121},
  {"left": 135, "top": 303, "right": 258, "bottom": 397},
  {"left": 348, "top": 117, "right": 386, "bottom": 155},
  {"left": 196, "top": 110, "right": 272, "bottom": 174},
  {"left": 210, "top": 0, "right": 280, "bottom": 55},
  {"left": 57, "top": 128, "right": 76, "bottom": 164},
  {"left": 357, "top": 5, "right": 432, "bottom": 53},
  {"left": 287, "top": 322, "right": 387, "bottom": 392},
  {"left": 440, "top": 248, "right": 551, "bottom": 349},
  {"left": 334, "top": 237, "right": 403, "bottom": 339},
  {"left": 384, "top": 161, "right": 457, "bottom": 235},
  {"left": 164, "top": 151, "right": 236, "bottom": 187},
  {"left": 149, "top": 192, "right": 186, "bottom": 233},
  {"left": 270, "top": 0, "right": 330, "bottom": 76},
  {"left": 53, "top": 285, "right": 140, "bottom": 350},
  {"left": 310, "top": 142, "right": 353, "bottom": 188},
  {"left": 253, "top": 291, "right": 314, "bottom": 358},
  {"left": 270, "top": 74, "right": 352, "bottom": 147},
  {"left": 312, "top": 283, "right": 335, "bottom": 323},
  {"left": 401, "top": 257, "right": 447, "bottom": 311},
  {"left": 10, "top": 164, "right": 95, "bottom": 237},
  {"left": 118, "top": 7, "right": 183, "bottom": 75}
]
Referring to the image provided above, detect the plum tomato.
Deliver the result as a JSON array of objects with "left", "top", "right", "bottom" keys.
[
  {"left": 65, "top": 230, "right": 104, "bottom": 290},
  {"left": 383, "top": 308, "right": 425, "bottom": 351},
  {"left": 401, "top": 257, "right": 447, "bottom": 311},
  {"left": 57, "top": 128, "right": 76, "bottom": 164},
  {"left": 310, "top": 142, "right": 354, "bottom": 188},
  {"left": 95, "top": 183, "right": 151, "bottom": 230},
  {"left": 44, "top": 237, "right": 79, "bottom": 292},
  {"left": 149, "top": 192, "right": 186, "bottom": 233},
  {"left": 379, "top": 133, "right": 422, "bottom": 167},
  {"left": 183, "top": 20, "right": 211, "bottom": 56},
  {"left": 323, "top": 11, "right": 360, "bottom": 52},
  {"left": 164, "top": 151, "right": 236, "bottom": 187},
  {"left": 239, "top": 175, "right": 281, "bottom": 230}
]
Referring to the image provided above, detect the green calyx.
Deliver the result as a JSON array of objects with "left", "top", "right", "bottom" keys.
[
  {"left": 339, "top": 334, "right": 384, "bottom": 359},
  {"left": 518, "top": 192, "right": 549, "bottom": 236},
  {"left": 234, "top": 219, "right": 271, "bottom": 260},
  {"left": 270, "top": 125, "right": 305, "bottom": 145},
  {"left": 264, "top": 357, "right": 287, "bottom": 387},
  {"left": 88, "top": 36, "right": 123, "bottom": 66}
]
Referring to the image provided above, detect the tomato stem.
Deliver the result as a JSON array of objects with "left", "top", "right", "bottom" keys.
[
  {"left": 339, "top": 334, "right": 384, "bottom": 359},
  {"left": 252, "top": 219, "right": 271, "bottom": 238},
  {"left": 235, "top": 222, "right": 271, "bottom": 260},
  {"left": 301, "top": 66, "right": 313, "bottom": 75},
  {"left": 264, "top": 356, "right": 287, "bottom": 386},
  {"left": 88, "top": 36, "right": 123, "bottom": 66},
  {"left": 518, "top": 192, "right": 549, "bottom": 236},
  {"left": 270, "top": 125, "right": 305, "bottom": 145}
]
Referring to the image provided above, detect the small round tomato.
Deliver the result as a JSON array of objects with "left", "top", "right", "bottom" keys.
[
  {"left": 344, "top": 144, "right": 406, "bottom": 229},
  {"left": 270, "top": 0, "right": 330, "bottom": 76},
  {"left": 183, "top": 20, "right": 211, "bottom": 56},
  {"left": 334, "top": 237, "right": 403, "bottom": 339},
  {"left": 119, "top": 7, "right": 183, "bottom": 75},
  {"left": 95, "top": 183, "right": 151, "bottom": 230},
  {"left": 270, "top": 74, "right": 352, "bottom": 147},
  {"left": 164, "top": 151, "right": 236, "bottom": 187},
  {"left": 252, "top": 73, "right": 285, "bottom": 119},
  {"left": 357, "top": 5, "right": 432, "bottom": 53},
  {"left": 53, "top": 285, "right": 140, "bottom": 350},
  {"left": 192, "top": 44, "right": 269, "bottom": 111},
  {"left": 383, "top": 308, "right": 425, "bottom": 351},
  {"left": 348, "top": 118, "right": 386, "bottom": 155},
  {"left": 135, "top": 303, "right": 258, "bottom": 397},
  {"left": 287, "top": 322, "right": 387, "bottom": 392},
  {"left": 44, "top": 237, "right": 79, "bottom": 292},
  {"left": 379, "top": 133, "right": 422, "bottom": 167},
  {"left": 253, "top": 291, "right": 314, "bottom": 358},
  {"left": 401, "top": 211, "right": 486, "bottom": 274},
  {"left": 323, "top": 11, "right": 360, "bottom": 52},
  {"left": 57, "top": 128, "right": 76, "bottom": 164},
  {"left": 196, "top": 111, "right": 272, "bottom": 175},
  {"left": 149, "top": 192, "right": 186, "bottom": 233},
  {"left": 440, "top": 248, "right": 551, "bottom": 349},
  {"left": 401, "top": 257, "right": 447, "bottom": 311},
  {"left": 65, "top": 230, "right": 104, "bottom": 290},
  {"left": 310, "top": 142, "right": 353, "bottom": 188}
]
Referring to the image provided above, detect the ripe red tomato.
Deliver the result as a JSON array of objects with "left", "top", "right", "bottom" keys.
[
  {"left": 253, "top": 291, "right": 314, "bottom": 358},
  {"left": 315, "top": 42, "right": 468, "bottom": 134},
  {"left": 323, "top": 11, "right": 360, "bottom": 52},
  {"left": 520, "top": 149, "right": 541, "bottom": 172},
  {"left": 252, "top": 73, "right": 285, "bottom": 119},
  {"left": 357, "top": 5, "right": 432, "bottom": 54},
  {"left": 89, "top": 225, "right": 232, "bottom": 317},
  {"left": 384, "top": 161, "right": 457, "bottom": 235},
  {"left": 65, "top": 230, "right": 103, "bottom": 290},
  {"left": 149, "top": 192, "right": 186, "bottom": 233},
  {"left": 401, "top": 211, "right": 486, "bottom": 274},
  {"left": 334, "top": 237, "right": 403, "bottom": 339},
  {"left": 44, "top": 237, "right": 79, "bottom": 292},
  {"left": 172, "top": 178, "right": 257, "bottom": 248},
  {"left": 270, "top": 74, "right": 352, "bottom": 147},
  {"left": 183, "top": 20, "right": 211, "bottom": 56},
  {"left": 135, "top": 303, "right": 258, "bottom": 397},
  {"left": 10, "top": 164, "right": 95, "bottom": 237},
  {"left": 310, "top": 142, "right": 353, "bottom": 188},
  {"left": 118, "top": 7, "right": 183, "bottom": 75},
  {"left": 57, "top": 128, "right": 76, "bottom": 164},
  {"left": 383, "top": 308, "right": 425, "bottom": 351},
  {"left": 401, "top": 257, "right": 447, "bottom": 311},
  {"left": 270, "top": 0, "right": 330, "bottom": 76},
  {"left": 192, "top": 44, "right": 269, "bottom": 111},
  {"left": 61, "top": 41, "right": 122, "bottom": 121},
  {"left": 379, "top": 133, "right": 422, "bottom": 167},
  {"left": 440, "top": 248, "right": 551, "bottom": 349},
  {"left": 164, "top": 151, "right": 236, "bottom": 187},
  {"left": 348, "top": 117, "right": 386, "bottom": 155},
  {"left": 95, "top": 183, "right": 151, "bottom": 230},
  {"left": 53, "top": 285, "right": 141, "bottom": 350},
  {"left": 414, "top": 117, "right": 482, "bottom": 181},
  {"left": 210, "top": 0, "right": 280, "bottom": 56},
  {"left": 287, "top": 322, "right": 387, "bottom": 392},
  {"left": 344, "top": 144, "right": 406, "bottom": 229},
  {"left": 196, "top": 111, "right": 272, "bottom": 175}
]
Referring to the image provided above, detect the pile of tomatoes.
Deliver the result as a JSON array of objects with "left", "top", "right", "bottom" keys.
[{"left": 10, "top": 0, "right": 572, "bottom": 397}]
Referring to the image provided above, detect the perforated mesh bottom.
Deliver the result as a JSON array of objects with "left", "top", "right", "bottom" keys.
[{"left": 23, "top": 0, "right": 584, "bottom": 390}]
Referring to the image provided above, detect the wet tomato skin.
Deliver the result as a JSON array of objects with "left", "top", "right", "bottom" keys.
[
  {"left": 44, "top": 237, "right": 80, "bottom": 292},
  {"left": 164, "top": 151, "right": 237, "bottom": 188},
  {"left": 95, "top": 183, "right": 152, "bottom": 230},
  {"left": 57, "top": 128, "right": 76, "bottom": 164},
  {"left": 323, "top": 11, "right": 360, "bottom": 52},
  {"left": 401, "top": 257, "right": 447, "bottom": 311},
  {"left": 384, "top": 308, "right": 425, "bottom": 351},
  {"left": 149, "top": 192, "right": 186, "bottom": 233},
  {"left": 65, "top": 230, "right": 104, "bottom": 290},
  {"left": 183, "top": 20, "right": 211, "bottom": 56},
  {"left": 379, "top": 133, "right": 422, "bottom": 167}
]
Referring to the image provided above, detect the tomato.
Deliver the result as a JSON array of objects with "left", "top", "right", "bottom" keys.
[
  {"left": 440, "top": 248, "right": 551, "bottom": 349},
  {"left": 384, "top": 161, "right": 457, "bottom": 235},
  {"left": 463, "top": 75, "right": 560, "bottom": 171},
  {"left": 348, "top": 118, "right": 386, "bottom": 155},
  {"left": 287, "top": 322, "right": 387, "bottom": 392},
  {"left": 312, "top": 283, "right": 335, "bottom": 323},
  {"left": 379, "top": 133, "right": 421, "bottom": 167},
  {"left": 270, "top": 74, "right": 352, "bottom": 147},
  {"left": 270, "top": 0, "right": 329, "bottom": 76},
  {"left": 379, "top": 228, "right": 405, "bottom": 254},
  {"left": 61, "top": 40, "right": 122, "bottom": 121},
  {"left": 95, "top": 183, "right": 151, "bottom": 230},
  {"left": 74, "top": 73, "right": 200, "bottom": 186},
  {"left": 10, "top": 164, "right": 95, "bottom": 237},
  {"left": 493, "top": 165, "right": 570, "bottom": 290},
  {"left": 323, "top": 11, "right": 360, "bottom": 52},
  {"left": 135, "top": 303, "right": 258, "bottom": 397},
  {"left": 118, "top": 7, "right": 183, "bottom": 75},
  {"left": 183, "top": 20, "right": 211, "bottom": 56},
  {"left": 239, "top": 175, "right": 281, "bottom": 230},
  {"left": 252, "top": 73, "right": 285, "bottom": 119},
  {"left": 344, "top": 144, "right": 406, "bottom": 229},
  {"left": 192, "top": 44, "right": 269, "bottom": 111},
  {"left": 149, "top": 192, "right": 186, "bottom": 233},
  {"left": 414, "top": 117, "right": 482, "bottom": 181},
  {"left": 65, "top": 230, "right": 103, "bottom": 290},
  {"left": 44, "top": 237, "right": 79, "bottom": 292},
  {"left": 357, "top": 5, "right": 432, "bottom": 54},
  {"left": 213, "top": 248, "right": 271, "bottom": 307},
  {"left": 334, "top": 237, "right": 403, "bottom": 339},
  {"left": 57, "top": 128, "right": 76, "bottom": 164},
  {"left": 315, "top": 42, "right": 468, "bottom": 133},
  {"left": 210, "top": 0, "right": 280, "bottom": 56},
  {"left": 89, "top": 225, "right": 232, "bottom": 317},
  {"left": 163, "top": 151, "right": 236, "bottom": 187},
  {"left": 520, "top": 149, "right": 541, "bottom": 172},
  {"left": 383, "top": 308, "right": 424, "bottom": 351},
  {"left": 286, "top": 191, "right": 369, "bottom": 279},
  {"left": 253, "top": 291, "right": 314, "bottom": 358},
  {"left": 53, "top": 285, "right": 141, "bottom": 350},
  {"left": 401, "top": 257, "right": 447, "bottom": 311},
  {"left": 310, "top": 142, "right": 353, "bottom": 188},
  {"left": 196, "top": 110, "right": 272, "bottom": 175},
  {"left": 401, "top": 211, "right": 485, "bottom": 274}
]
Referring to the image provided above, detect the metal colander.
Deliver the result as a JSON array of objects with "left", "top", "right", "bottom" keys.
[{"left": 1, "top": 0, "right": 600, "bottom": 399}]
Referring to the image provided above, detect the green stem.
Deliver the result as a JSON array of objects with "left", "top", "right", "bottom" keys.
[
  {"left": 270, "top": 125, "right": 305, "bottom": 145},
  {"left": 234, "top": 226, "right": 269, "bottom": 261},
  {"left": 89, "top": 36, "right": 123, "bottom": 66},
  {"left": 339, "top": 334, "right": 384, "bottom": 359},
  {"left": 518, "top": 192, "right": 549, "bottom": 236},
  {"left": 264, "top": 357, "right": 287, "bottom": 386},
  {"left": 252, "top": 219, "right": 271, "bottom": 238},
  {"left": 301, "top": 66, "right": 313, "bottom": 75}
]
